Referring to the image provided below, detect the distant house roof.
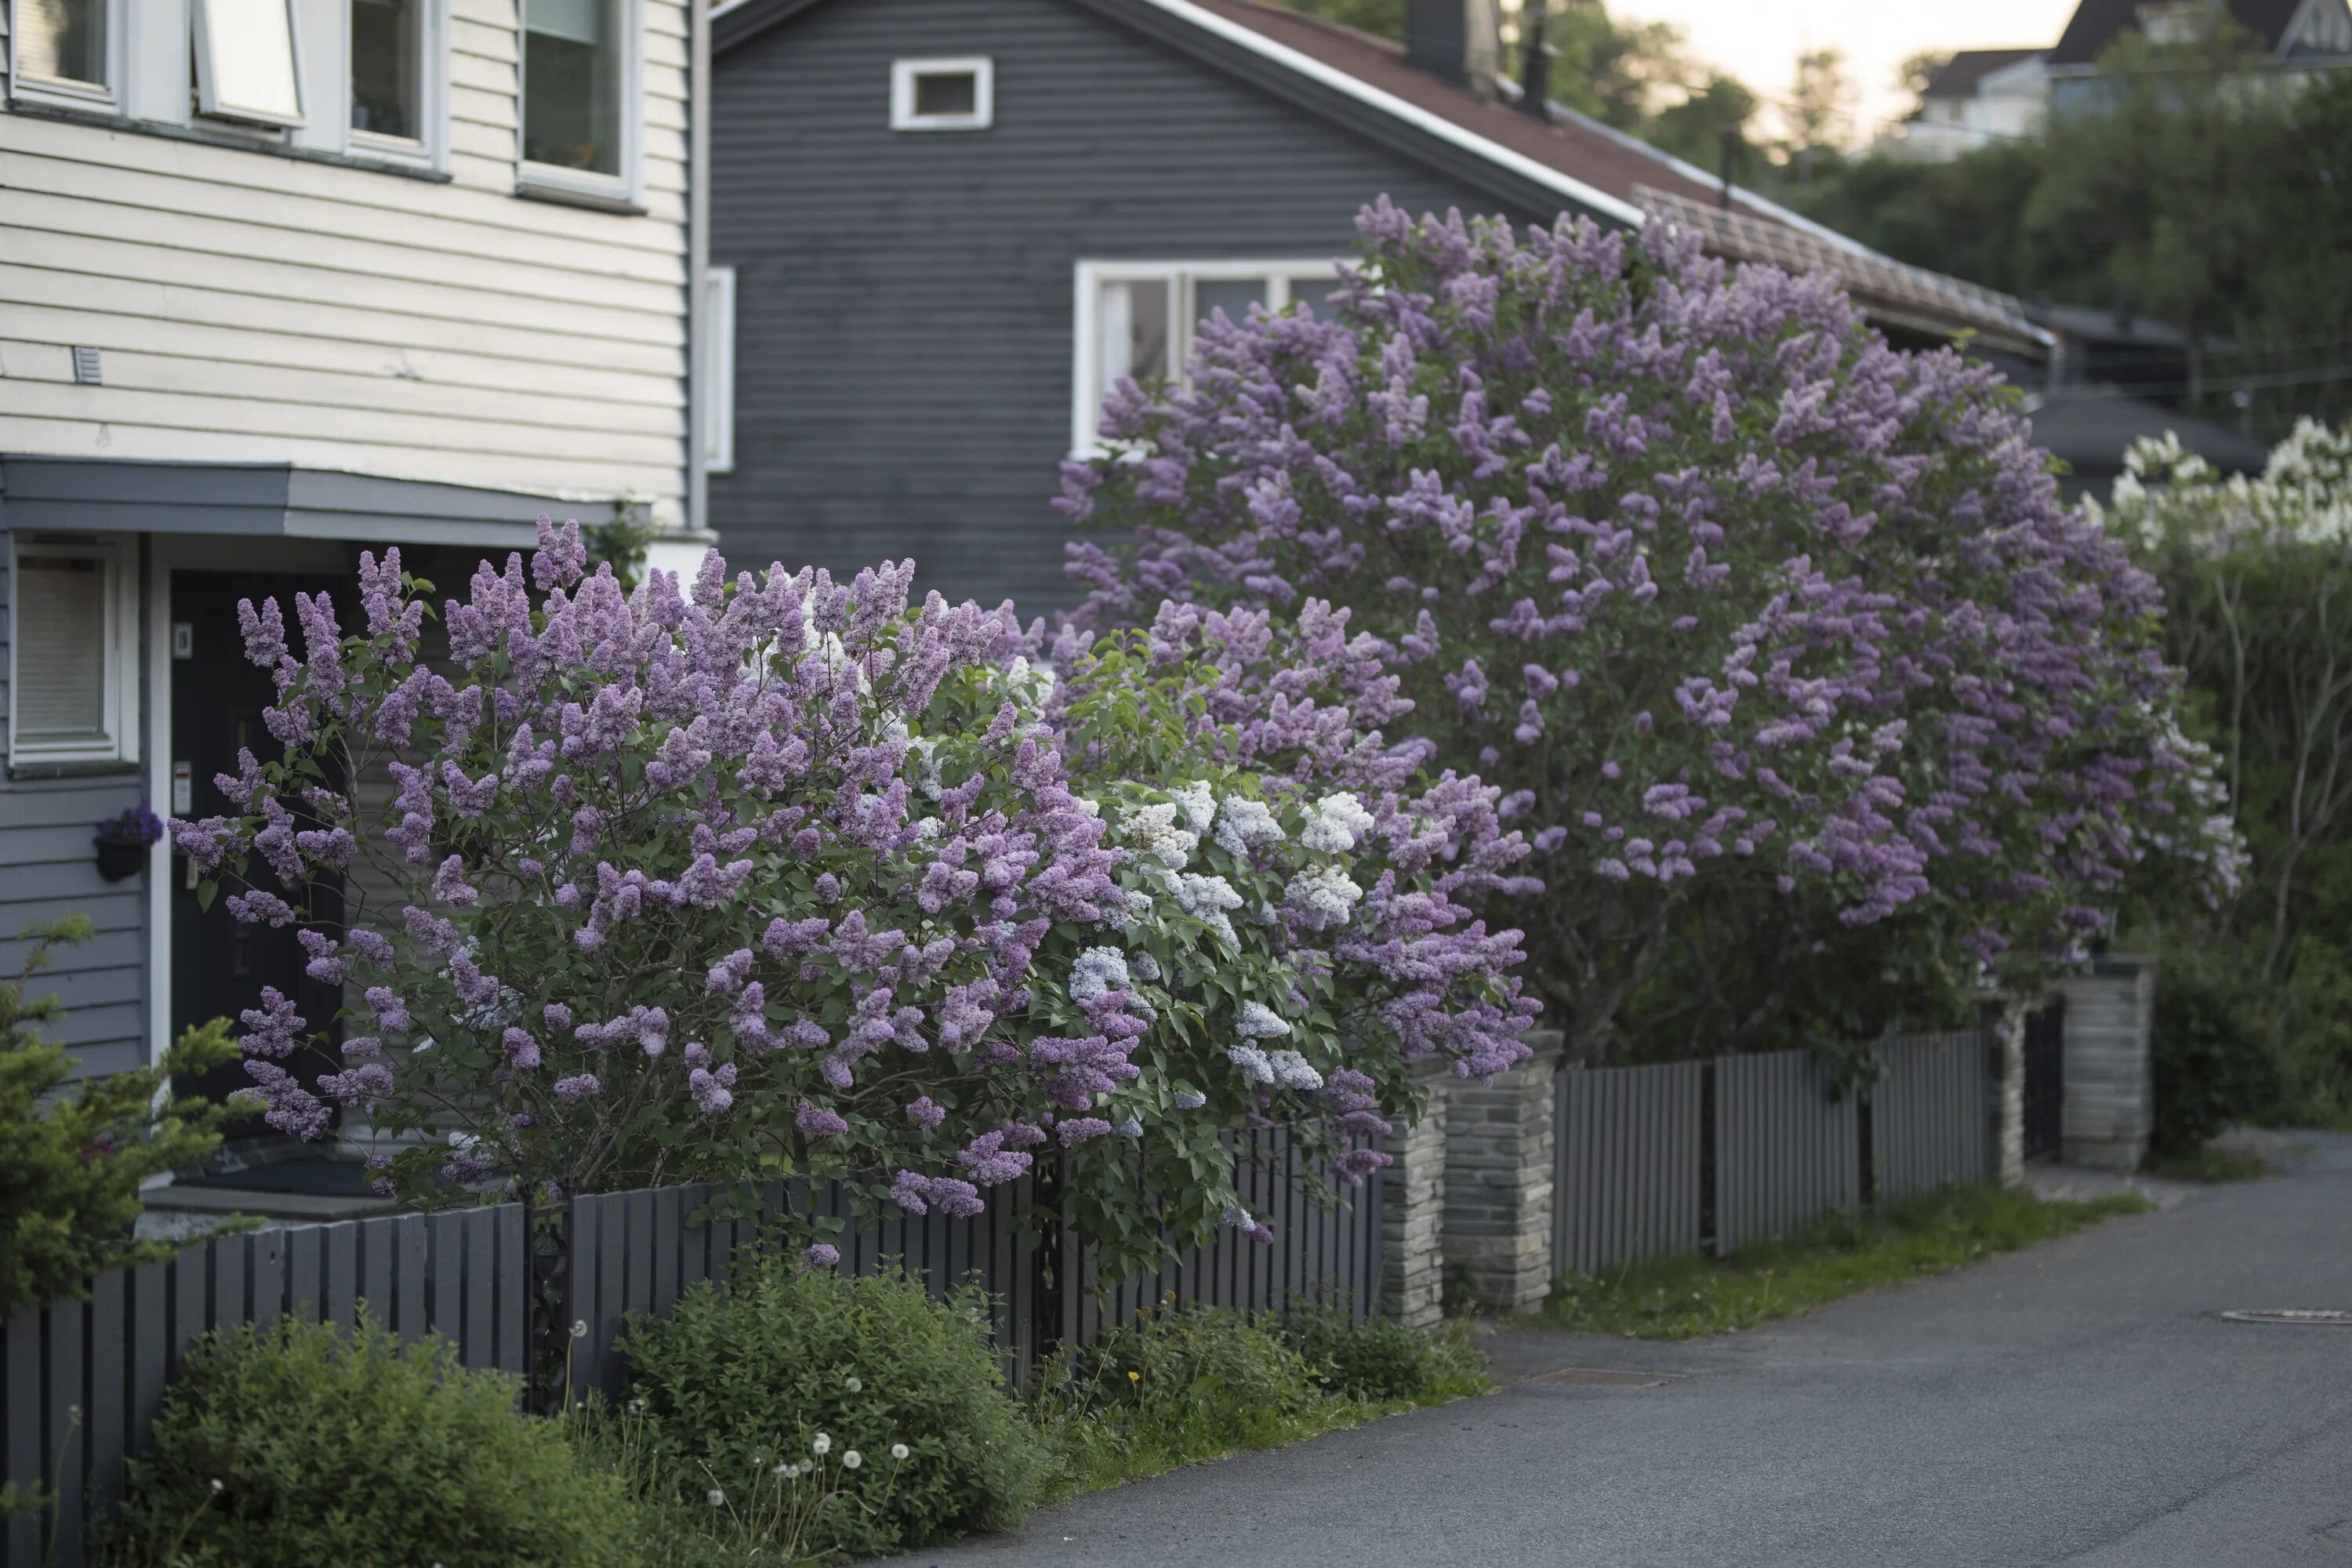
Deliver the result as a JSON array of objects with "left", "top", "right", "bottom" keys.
[
  {"left": 715, "top": 0, "right": 2049, "bottom": 352},
  {"left": 2049, "top": 0, "right": 2319, "bottom": 67},
  {"left": 2023, "top": 386, "right": 2271, "bottom": 477},
  {"left": 1919, "top": 48, "right": 2045, "bottom": 98}
]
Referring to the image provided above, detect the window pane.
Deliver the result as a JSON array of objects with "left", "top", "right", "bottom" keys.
[
  {"left": 1098, "top": 278, "right": 1170, "bottom": 390},
  {"left": 198, "top": 0, "right": 303, "bottom": 122},
  {"left": 1194, "top": 278, "right": 1269, "bottom": 332},
  {"left": 1286, "top": 274, "right": 1335, "bottom": 314},
  {"left": 912, "top": 70, "right": 977, "bottom": 120},
  {"left": 17, "top": 0, "right": 107, "bottom": 89},
  {"left": 524, "top": 0, "right": 622, "bottom": 176},
  {"left": 16, "top": 557, "right": 108, "bottom": 743},
  {"left": 351, "top": 0, "right": 420, "bottom": 139}
]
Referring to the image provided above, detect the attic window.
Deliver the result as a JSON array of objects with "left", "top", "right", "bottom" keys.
[{"left": 891, "top": 56, "right": 993, "bottom": 132}]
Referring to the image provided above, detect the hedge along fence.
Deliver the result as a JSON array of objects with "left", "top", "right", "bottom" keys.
[
  {"left": 2, "top": 1127, "right": 1381, "bottom": 1568},
  {"left": 1550, "top": 1031, "right": 2002, "bottom": 1279}
]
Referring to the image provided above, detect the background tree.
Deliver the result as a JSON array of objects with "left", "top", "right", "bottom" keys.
[{"left": 1783, "top": 45, "right": 1853, "bottom": 176}]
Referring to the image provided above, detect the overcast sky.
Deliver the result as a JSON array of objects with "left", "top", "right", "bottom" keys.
[{"left": 1600, "top": 0, "right": 2082, "bottom": 142}]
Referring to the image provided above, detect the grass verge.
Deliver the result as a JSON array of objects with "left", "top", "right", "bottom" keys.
[
  {"left": 1029, "top": 1306, "right": 1488, "bottom": 1505},
  {"left": 2140, "top": 1144, "right": 2270, "bottom": 1182},
  {"left": 1542, "top": 1183, "right": 2152, "bottom": 1341}
]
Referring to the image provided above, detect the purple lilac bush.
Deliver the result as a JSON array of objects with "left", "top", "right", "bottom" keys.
[
  {"left": 171, "top": 523, "right": 1532, "bottom": 1270},
  {"left": 1061, "top": 201, "right": 2237, "bottom": 1059}
]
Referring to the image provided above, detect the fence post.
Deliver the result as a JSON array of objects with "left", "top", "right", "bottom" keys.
[
  {"left": 1442, "top": 1030, "right": 1564, "bottom": 1312},
  {"left": 2049, "top": 956, "right": 2158, "bottom": 1171},
  {"left": 524, "top": 1191, "right": 573, "bottom": 1417},
  {"left": 1377, "top": 1073, "right": 1450, "bottom": 1330},
  {"left": 1994, "top": 995, "right": 2030, "bottom": 1189}
]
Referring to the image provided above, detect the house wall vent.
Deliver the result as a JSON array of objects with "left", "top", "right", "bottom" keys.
[{"left": 71, "top": 347, "right": 103, "bottom": 386}]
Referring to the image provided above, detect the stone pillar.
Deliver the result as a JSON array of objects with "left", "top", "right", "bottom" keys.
[
  {"left": 1377, "top": 1087, "right": 1448, "bottom": 1330},
  {"left": 1995, "top": 995, "right": 2028, "bottom": 1189},
  {"left": 2050, "top": 956, "right": 2157, "bottom": 1171},
  {"left": 1441, "top": 1031, "right": 1563, "bottom": 1312}
]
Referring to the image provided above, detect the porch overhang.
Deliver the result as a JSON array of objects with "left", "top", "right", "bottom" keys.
[{"left": 0, "top": 457, "right": 609, "bottom": 550}]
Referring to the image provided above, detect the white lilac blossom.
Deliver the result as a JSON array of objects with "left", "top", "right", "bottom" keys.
[
  {"left": 1235, "top": 1001, "right": 1290, "bottom": 1039},
  {"left": 1300, "top": 793, "right": 1375, "bottom": 855},
  {"left": 1284, "top": 863, "right": 1363, "bottom": 930},
  {"left": 1067, "top": 946, "right": 1130, "bottom": 1004},
  {"left": 1128, "top": 949, "right": 1160, "bottom": 983},
  {"left": 1173, "top": 1089, "right": 1207, "bottom": 1109},
  {"left": 1267, "top": 1050, "right": 1323, "bottom": 1091},
  {"left": 1171, "top": 780, "right": 1216, "bottom": 833},
  {"left": 1123, "top": 801, "right": 1198, "bottom": 868},
  {"left": 1226, "top": 1044, "right": 1275, "bottom": 1084},
  {"left": 1212, "top": 795, "right": 1283, "bottom": 857},
  {"left": 1170, "top": 872, "right": 1243, "bottom": 947}
]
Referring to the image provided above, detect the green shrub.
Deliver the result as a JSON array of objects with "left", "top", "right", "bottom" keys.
[
  {"left": 616, "top": 1257, "right": 1039, "bottom": 1563},
  {"left": 107, "top": 1314, "right": 627, "bottom": 1568},
  {"left": 1030, "top": 1299, "right": 1330, "bottom": 1499},
  {"left": 2151, "top": 953, "right": 2281, "bottom": 1156},
  {"left": 2, "top": 916, "right": 252, "bottom": 1316},
  {"left": 1289, "top": 1306, "right": 1487, "bottom": 1403}
]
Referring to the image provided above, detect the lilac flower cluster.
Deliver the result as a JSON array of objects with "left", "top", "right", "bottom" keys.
[
  {"left": 1060, "top": 200, "right": 2220, "bottom": 1053},
  {"left": 170, "top": 520, "right": 1534, "bottom": 1272}
]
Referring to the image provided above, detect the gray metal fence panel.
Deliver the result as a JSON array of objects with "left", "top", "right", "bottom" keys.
[
  {"left": 1873, "top": 1031, "right": 1995, "bottom": 1202},
  {"left": 1553, "top": 1061, "right": 1705, "bottom": 1278},
  {"left": 1713, "top": 1049, "right": 1863, "bottom": 1256}
]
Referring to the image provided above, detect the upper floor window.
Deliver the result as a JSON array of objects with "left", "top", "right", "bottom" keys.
[
  {"left": 1071, "top": 262, "right": 1338, "bottom": 453},
  {"left": 521, "top": 0, "right": 639, "bottom": 201},
  {"left": 192, "top": 0, "right": 307, "bottom": 128},
  {"left": 9, "top": 0, "right": 118, "bottom": 107},
  {"left": 891, "top": 56, "right": 993, "bottom": 132},
  {"left": 350, "top": 0, "right": 420, "bottom": 140}
]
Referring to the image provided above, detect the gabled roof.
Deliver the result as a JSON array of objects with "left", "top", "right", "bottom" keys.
[
  {"left": 2049, "top": 0, "right": 2319, "bottom": 67},
  {"left": 714, "top": 0, "right": 2050, "bottom": 350},
  {"left": 1918, "top": 48, "right": 2045, "bottom": 99}
]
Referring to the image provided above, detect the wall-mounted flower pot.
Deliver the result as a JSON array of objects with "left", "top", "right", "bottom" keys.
[{"left": 94, "top": 839, "right": 147, "bottom": 882}]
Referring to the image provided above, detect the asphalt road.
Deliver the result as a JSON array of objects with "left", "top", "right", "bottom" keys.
[{"left": 894, "top": 1133, "right": 2352, "bottom": 1567}]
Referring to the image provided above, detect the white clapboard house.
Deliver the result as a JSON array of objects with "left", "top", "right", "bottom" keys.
[{"left": 0, "top": 0, "right": 719, "bottom": 1210}]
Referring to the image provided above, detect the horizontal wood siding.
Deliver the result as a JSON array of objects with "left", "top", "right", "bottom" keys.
[
  {"left": 710, "top": 0, "right": 1548, "bottom": 613},
  {"left": 0, "top": 0, "right": 690, "bottom": 528}
]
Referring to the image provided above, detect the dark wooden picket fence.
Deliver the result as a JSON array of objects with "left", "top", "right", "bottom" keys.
[
  {"left": 2, "top": 1127, "right": 1380, "bottom": 1568},
  {"left": 1554, "top": 1030, "right": 2000, "bottom": 1275}
]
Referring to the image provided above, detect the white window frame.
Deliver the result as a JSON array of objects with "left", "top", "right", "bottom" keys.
[
  {"left": 702, "top": 264, "right": 737, "bottom": 475},
  {"left": 1070, "top": 260, "right": 1339, "bottom": 456},
  {"left": 192, "top": 0, "right": 310, "bottom": 129},
  {"left": 5, "top": 0, "right": 130, "bottom": 114},
  {"left": 890, "top": 55, "right": 992, "bottom": 132},
  {"left": 343, "top": 0, "right": 450, "bottom": 172},
  {"left": 9, "top": 535, "right": 140, "bottom": 769},
  {"left": 515, "top": 0, "right": 644, "bottom": 207}
]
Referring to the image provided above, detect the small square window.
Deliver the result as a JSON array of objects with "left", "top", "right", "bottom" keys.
[
  {"left": 891, "top": 56, "right": 993, "bottom": 132},
  {"left": 10, "top": 539, "right": 136, "bottom": 768}
]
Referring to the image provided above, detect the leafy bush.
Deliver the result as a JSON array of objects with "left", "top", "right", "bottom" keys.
[
  {"left": 616, "top": 1256, "right": 1040, "bottom": 1563},
  {"left": 1, "top": 916, "right": 250, "bottom": 1316},
  {"left": 1064, "top": 201, "right": 2230, "bottom": 1065},
  {"left": 1288, "top": 1305, "right": 1486, "bottom": 1403},
  {"left": 2149, "top": 951, "right": 2281, "bottom": 1156},
  {"left": 107, "top": 1315, "right": 628, "bottom": 1568},
  {"left": 2103, "top": 422, "right": 2352, "bottom": 1130},
  {"left": 172, "top": 522, "right": 1535, "bottom": 1271}
]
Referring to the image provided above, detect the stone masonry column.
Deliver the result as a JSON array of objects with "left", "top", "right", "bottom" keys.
[
  {"left": 1441, "top": 1031, "right": 1564, "bottom": 1312},
  {"left": 2050, "top": 955, "right": 2158, "bottom": 1171},
  {"left": 1377, "top": 1083, "right": 1448, "bottom": 1330}
]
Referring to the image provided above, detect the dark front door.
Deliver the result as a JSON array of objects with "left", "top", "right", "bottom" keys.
[{"left": 170, "top": 571, "right": 347, "bottom": 1123}]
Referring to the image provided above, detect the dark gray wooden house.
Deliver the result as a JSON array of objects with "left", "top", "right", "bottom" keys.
[{"left": 708, "top": 0, "right": 2054, "bottom": 614}]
